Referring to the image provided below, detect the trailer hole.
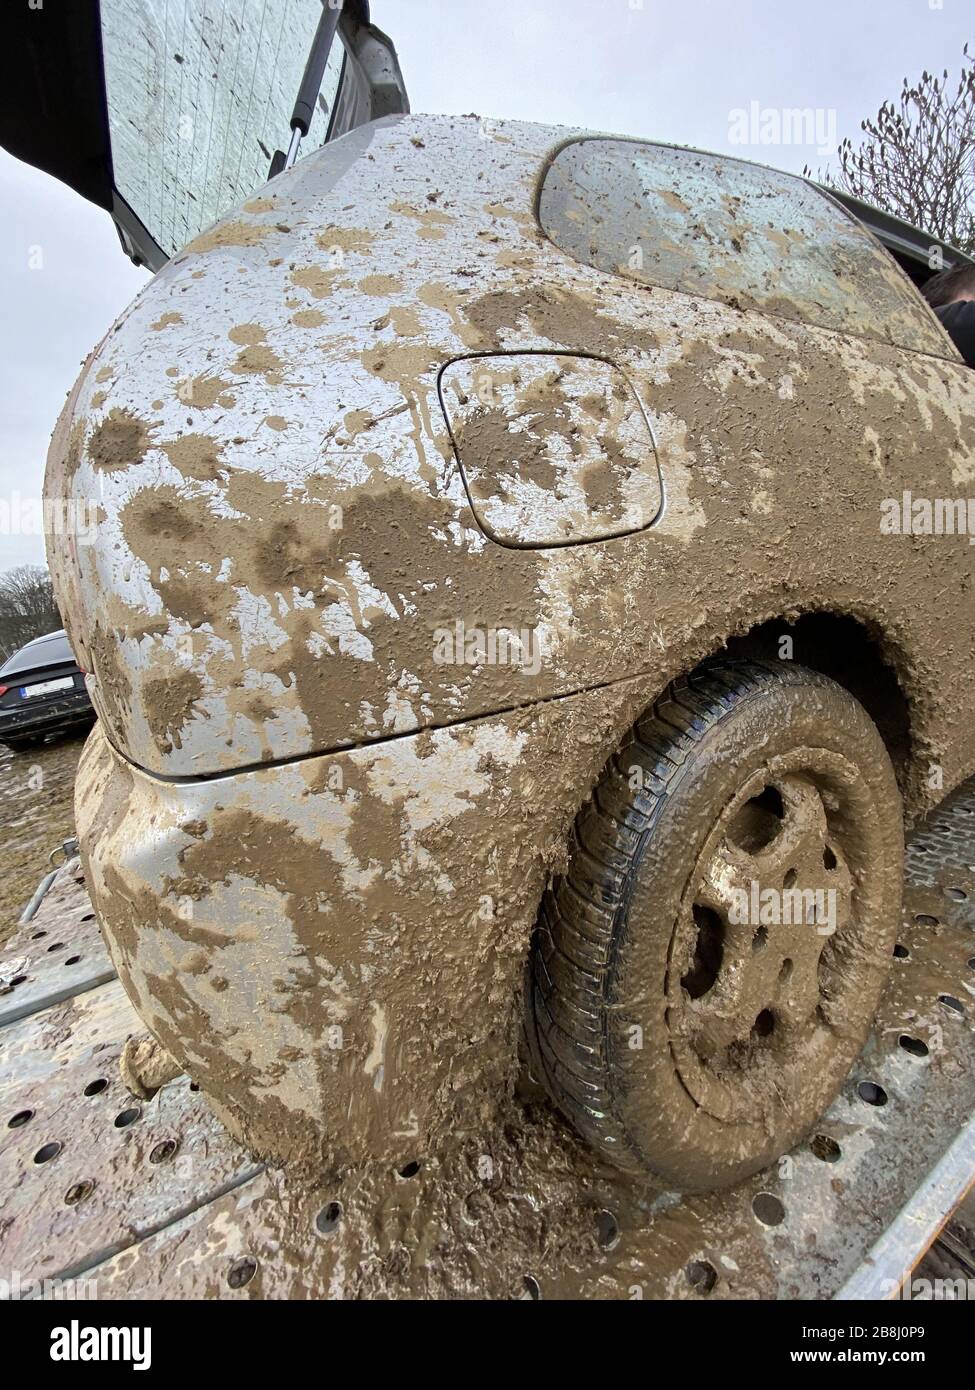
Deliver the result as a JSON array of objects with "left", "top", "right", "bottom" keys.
[
  {"left": 596, "top": 1209, "right": 620, "bottom": 1249},
  {"left": 914, "top": 914, "right": 939, "bottom": 927},
  {"left": 46, "top": 942, "right": 65, "bottom": 953},
  {"left": 810, "top": 1134, "right": 841, "bottom": 1163},
  {"left": 893, "top": 943, "right": 909, "bottom": 959},
  {"left": 945, "top": 887, "right": 968, "bottom": 902},
  {"left": 81, "top": 912, "right": 96, "bottom": 922},
  {"left": 857, "top": 1080, "right": 888, "bottom": 1106},
  {"left": 898, "top": 1035, "right": 929, "bottom": 1058},
  {"left": 7, "top": 974, "right": 27, "bottom": 987},
  {"left": 189, "top": 1082, "right": 200, "bottom": 1092},
  {"left": 396, "top": 1160, "right": 420, "bottom": 1179},
  {"left": 967, "top": 957, "right": 975, "bottom": 971},
  {"left": 30, "top": 930, "right": 46, "bottom": 940},
  {"left": 64, "top": 956, "right": 81, "bottom": 967},
  {"left": 686, "top": 1260, "right": 717, "bottom": 1295},
  {"left": 752, "top": 1192, "right": 785, "bottom": 1227},
  {"left": 823, "top": 845, "right": 837, "bottom": 870},
  {"left": 938, "top": 994, "right": 965, "bottom": 1016},
  {"left": 227, "top": 1257, "right": 257, "bottom": 1289},
  {"left": 149, "top": 1140, "right": 179, "bottom": 1164},
  {"left": 114, "top": 1108, "right": 141, "bottom": 1128},
  {"left": 83, "top": 1079, "right": 108, "bottom": 1097},
  {"left": 315, "top": 1201, "right": 342, "bottom": 1235},
  {"left": 522, "top": 1275, "right": 541, "bottom": 1300},
  {"left": 8, "top": 1109, "right": 34, "bottom": 1129},
  {"left": 33, "top": 1141, "right": 62, "bottom": 1164},
  {"left": 65, "top": 1180, "right": 94, "bottom": 1206}
]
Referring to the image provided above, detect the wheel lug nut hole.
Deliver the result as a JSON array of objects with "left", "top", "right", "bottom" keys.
[{"left": 898, "top": 1035, "right": 928, "bottom": 1058}]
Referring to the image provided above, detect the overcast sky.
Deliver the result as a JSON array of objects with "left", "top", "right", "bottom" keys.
[{"left": 1, "top": 0, "right": 971, "bottom": 570}]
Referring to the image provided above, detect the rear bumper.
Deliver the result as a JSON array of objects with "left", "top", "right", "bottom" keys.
[
  {"left": 0, "top": 689, "right": 93, "bottom": 738},
  {"left": 75, "top": 675, "right": 648, "bottom": 1165}
]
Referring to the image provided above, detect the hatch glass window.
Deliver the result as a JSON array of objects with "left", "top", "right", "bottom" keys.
[{"left": 101, "top": 0, "right": 344, "bottom": 260}]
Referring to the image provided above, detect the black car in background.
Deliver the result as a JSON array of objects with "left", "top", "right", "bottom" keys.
[{"left": 0, "top": 630, "right": 94, "bottom": 752}]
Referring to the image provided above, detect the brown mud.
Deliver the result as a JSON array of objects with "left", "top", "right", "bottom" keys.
[{"left": 0, "top": 730, "right": 88, "bottom": 950}]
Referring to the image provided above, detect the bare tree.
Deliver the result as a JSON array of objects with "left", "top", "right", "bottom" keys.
[
  {"left": 809, "top": 45, "right": 975, "bottom": 254},
  {"left": 0, "top": 566, "right": 62, "bottom": 662}
]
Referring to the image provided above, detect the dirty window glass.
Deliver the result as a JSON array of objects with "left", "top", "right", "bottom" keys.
[
  {"left": 538, "top": 139, "right": 946, "bottom": 355},
  {"left": 101, "top": 0, "right": 344, "bottom": 260}
]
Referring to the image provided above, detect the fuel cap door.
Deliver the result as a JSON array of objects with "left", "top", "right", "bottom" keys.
[{"left": 439, "top": 352, "right": 662, "bottom": 547}]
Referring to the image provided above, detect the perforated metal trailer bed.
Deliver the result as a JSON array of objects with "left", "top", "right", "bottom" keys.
[{"left": 1, "top": 782, "right": 973, "bottom": 1300}]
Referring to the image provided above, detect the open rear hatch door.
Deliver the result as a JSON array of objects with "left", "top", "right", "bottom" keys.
[{"left": 0, "top": 0, "right": 408, "bottom": 270}]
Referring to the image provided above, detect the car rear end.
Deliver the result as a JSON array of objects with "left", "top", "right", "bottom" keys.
[{"left": 0, "top": 631, "right": 93, "bottom": 748}]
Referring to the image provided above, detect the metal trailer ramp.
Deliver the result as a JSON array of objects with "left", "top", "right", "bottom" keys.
[{"left": 1, "top": 784, "right": 974, "bottom": 1300}]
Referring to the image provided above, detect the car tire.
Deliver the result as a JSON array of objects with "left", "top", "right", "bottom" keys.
[{"left": 527, "top": 660, "right": 903, "bottom": 1190}]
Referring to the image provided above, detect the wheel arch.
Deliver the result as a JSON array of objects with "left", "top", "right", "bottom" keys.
[{"left": 711, "top": 609, "right": 915, "bottom": 806}]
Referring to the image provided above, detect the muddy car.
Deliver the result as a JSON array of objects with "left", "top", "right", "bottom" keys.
[{"left": 8, "top": 2, "right": 975, "bottom": 1190}]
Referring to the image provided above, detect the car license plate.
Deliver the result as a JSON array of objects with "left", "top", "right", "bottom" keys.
[{"left": 20, "top": 677, "right": 74, "bottom": 698}]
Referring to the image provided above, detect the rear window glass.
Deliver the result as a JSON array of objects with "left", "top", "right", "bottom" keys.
[
  {"left": 537, "top": 139, "right": 946, "bottom": 355},
  {"left": 1, "top": 633, "right": 73, "bottom": 677}
]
